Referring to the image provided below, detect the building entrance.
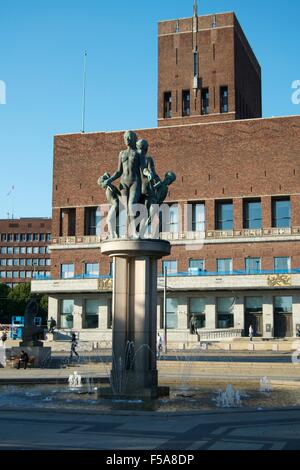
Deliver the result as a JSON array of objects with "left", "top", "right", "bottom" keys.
[
  {"left": 245, "top": 312, "right": 263, "bottom": 337},
  {"left": 274, "top": 313, "right": 293, "bottom": 338}
]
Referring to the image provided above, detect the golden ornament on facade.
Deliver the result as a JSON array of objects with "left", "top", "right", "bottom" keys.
[
  {"left": 98, "top": 278, "right": 113, "bottom": 291},
  {"left": 267, "top": 274, "right": 292, "bottom": 287}
]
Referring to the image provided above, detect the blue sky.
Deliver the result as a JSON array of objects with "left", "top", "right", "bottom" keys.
[{"left": 0, "top": 0, "right": 299, "bottom": 219}]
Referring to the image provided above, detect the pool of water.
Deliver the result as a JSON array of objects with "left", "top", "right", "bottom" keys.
[{"left": 1, "top": 380, "right": 300, "bottom": 413}]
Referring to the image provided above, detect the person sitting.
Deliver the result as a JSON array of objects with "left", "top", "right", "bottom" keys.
[{"left": 17, "top": 350, "right": 29, "bottom": 370}]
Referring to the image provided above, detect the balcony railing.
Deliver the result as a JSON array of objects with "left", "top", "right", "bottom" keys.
[
  {"left": 51, "top": 227, "right": 300, "bottom": 247},
  {"left": 32, "top": 268, "right": 299, "bottom": 281}
]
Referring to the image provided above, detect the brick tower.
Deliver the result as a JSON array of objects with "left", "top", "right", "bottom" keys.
[{"left": 158, "top": 1, "right": 262, "bottom": 127}]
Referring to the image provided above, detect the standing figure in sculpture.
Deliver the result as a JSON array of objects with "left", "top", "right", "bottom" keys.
[
  {"left": 98, "top": 172, "right": 121, "bottom": 239},
  {"left": 102, "top": 131, "right": 141, "bottom": 237}
]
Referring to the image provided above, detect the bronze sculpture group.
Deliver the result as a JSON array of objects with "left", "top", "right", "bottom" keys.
[{"left": 98, "top": 131, "right": 176, "bottom": 239}]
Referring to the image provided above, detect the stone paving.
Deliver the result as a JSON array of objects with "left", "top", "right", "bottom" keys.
[{"left": 0, "top": 408, "right": 300, "bottom": 450}]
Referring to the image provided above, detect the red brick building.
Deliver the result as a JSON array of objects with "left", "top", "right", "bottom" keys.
[
  {"left": 0, "top": 218, "right": 52, "bottom": 287},
  {"left": 32, "top": 9, "right": 300, "bottom": 345}
]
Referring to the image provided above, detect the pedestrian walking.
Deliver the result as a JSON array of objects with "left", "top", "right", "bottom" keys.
[
  {"left": 249, "top": 324, "right": 254, "bottom": 342},
  {"left": 70, "top": 333, "right": 79, "bottom": 360},
  {"left": 48, "top": 317, "right": 57, "bottom": 334},
  {"left": 157, "top": 333, "right": 163, "bottom": 358},
  {"left": 1, "top": 330, "right": 7, "bottom": 347}
]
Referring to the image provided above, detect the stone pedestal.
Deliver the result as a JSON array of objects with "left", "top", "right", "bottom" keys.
[{"left": 101, "top": 239, "right": 170, "bottom": 398}]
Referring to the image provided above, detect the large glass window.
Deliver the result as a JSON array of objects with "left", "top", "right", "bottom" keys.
[
  {"left": 182, "top": 90, "right": 190, "bottom": 117},
  {"left": 61, "top": 264, "right": 75, "bottom": 279},
  {"left": 244, "top": 200, "right": 262, "bottom": 229},
  {"left": 245, "top": 257, "right": 261, "bottom": 274},
  {"left": 217, "top": 258, "right": 233, "bottom": 274},
  {"left": 245, "top": 297, "right": 263, "bottom": 313},
  {"left": 85, "top": 263, "right": 99, "bottom": 277},
  {"left": 201, "top": 88, "right": 209, "bottom": 114},
  {"left": 220, "top": 86, "right": 228, "bottom": 113},
  {"left": 84, "top": 207, "right": 101, "bottom": 236},
  {"left": 274, "top": 296, "right": 293, "bottom": 314},
  {"left": 189, "top": 259, "right": 205, "bottom": 273},
  {"left": 60, "top": 300, "right": 74, "bottom": 329},
  {"left": 189, "top": 298, "right": 206, "bottom": 329},
  {"left": 217, "top": 297, "right": 235, "bottom": 329},
  {"left": 272, "top": 198, "right": 291, "bottom": 228},
  {"left": 274, "top": 257, "right": 291, "bottom": 272},
  {"left": 163, "top": 260, "right": 178, "bottom": 275},
  {"left": 84, "top": 299, "right": 99, "bottom": 329},
  {"left": 164, "top": 92, "right": 172, "bottom": 119},
  {"left": 192, "top": 203, "right": 205, "bottom": 232},
  {"left": 166, "top": 298, "right": 178, "bottom": 329},
  {"left": 216, "top": 201, "right": 233, "bottom": 230}
]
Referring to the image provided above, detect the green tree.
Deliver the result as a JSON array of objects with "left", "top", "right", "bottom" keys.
[{"left": 0, "top": 284, "right": 11, "bottom": 323}]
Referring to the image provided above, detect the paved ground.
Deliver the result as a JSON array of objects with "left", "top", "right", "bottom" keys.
[{"left": 0, "top": 407, "right": 300, "bottom": 450}]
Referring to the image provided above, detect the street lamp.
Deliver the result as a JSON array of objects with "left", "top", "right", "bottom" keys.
[{"left": 163, "top": 266, "right": 168, "bottom": 354}]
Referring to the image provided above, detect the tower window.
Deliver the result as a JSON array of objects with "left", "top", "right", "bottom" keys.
[
  {"left": 220, "top": 86, "right": 228, "bottom": 113},
  {"left": 182, "top": 90, "right": 190, "bottom": 117},
  {"left": 164, "top": 92, "right": 172, "bottom": 119},
  {"left": 201, "top": 88, "right": 209, "bottom": 115},
  {"left": 193, "top": 49, "right": 199, "bottom": 77}
]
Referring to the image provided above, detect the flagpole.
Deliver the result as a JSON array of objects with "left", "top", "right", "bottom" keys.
[{"left": 81, "top": 51, "right": 87, "bottom": 134}]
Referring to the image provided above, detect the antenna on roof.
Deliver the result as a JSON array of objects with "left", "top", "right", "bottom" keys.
[
  {"left": 81, "top": 50, "right": 87, "bottom": 134},
  {"left": 193, "top": 0, "right": 198, "bottom": 17}
]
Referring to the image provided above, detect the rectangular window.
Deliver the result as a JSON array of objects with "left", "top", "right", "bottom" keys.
[
  {"left": 189, "top": 259, "right": 205, "bottom": 273},
  {"left": 243, "top": 200, "right": 262, "bottom": 229},
  {"left": 189, "top": 298, "right": 206, "bottom": 329},
  {"left": 39, "top": 247, "right": 46, "bottom": 254},
  {"left": 274, "top": 257, "right": 291, "bottom": 272},
  {"left": 26, "top": 247, "right": 32, "bottom": 254},
  {"left": 6, "top": 272, "right": 12, "bottom": 279},
  {"left": 20, "top": 271, "right": 26, "bottom": 279},
  {"left": 46, "top": 233, "right": 51, "bottom": 242},
  {"left": 20, "top": 247, "right": 26, "bottom": 254},
  {"left": 61, "top": 263, "right": 75, "bottom": 279},
  {"left": 245, "top": 297, "right": 263, "bottom": 313},
  {"left": 26, "top": 271, "right": 32, "bottom": 279},
  {"left": 26, "top": 234, "right": 32, "bottom": 242},
  {"left": 33, "top": 247, "right": 39, "bottom": 254},
  {"left": 272, "top": 198, "right": 291, "bottom": 228},
  {"left": 274, "top": 296, "right": 293, "bottom": 314},
  {"left": 20, "top": 234, "right": 26, "bottom": 242},
  {"left": 13, "top": 259, "right": 19, "bottom": 266},
  {"left": 33, "top": 234, "right": 39, "bottom": 242},
  {"left": 14, "top": 247, "right": 19, "bottom": 254},
  {"left": 26, "top": 259, "right": 32, "bottom": 266},
  {"left": 217, "top": 297, "right": 234, "bottom": 329},
  {"left": 60, "top": 209, "right": 76, "bottom": 237},
  {"left": 7, "top": 247, "right": 13, "bottom": 254},
  {"left": 192, "top": 203, "right": 205, "bottom": 232},
  {"left": 216, "top": 201, "right": 233, "bottom": 230},
  {"left": 245, "top": 258, "right": 261, "bottom": 274},
  {"left": 164, "top": 92, "right": 172, "bottom": 119},
  {"left": 220, "top": 86, "right": 229, "bottom": 113},
  {"left": 46, "top": 259, "right": 51, "bottom": 266},
  {"left": 164, "top": 205, "right": 179, "bottom": 233},
  {"left": 39, "top": 259, "right": 45, "bottom": 266},
  {"left": 20, "top": 259, "right": 26, "bottom": 266},
  {"left": 217, "top": 258, "right": 233, "bottom": 274},
  {"left": 201, "top": 88, "right": 209, "bottom": 115},
  {"left": 1, "top": 247, "right": 7, "bottom": 254},
  {"left": 85, "top": 263, "right": 99, "bottom": 277},
  {"left": 39, "top": 234, "right": 45, "bottom": 242},
  {"left": 13, "top": 271, "right": 19, "bottom": 279},
  {"left": 0, "top": 272, "right": 6, "bottom": 278},
  {"left": 0, "top": 259, "right": 6, "bottom": 266},
  {"left": 1, "top": 234, "right": 6, "bottom": 242},
  {"left": 84, "top": 299, "right": 99, "bottom": 329},
  {"left": 166, "top": 298, "right": 178, "bottom": 329},
  {"left": 84, "top": 207, "right": 101, "bottom": 236},
  {"left": 13, "top": 234, "right": 19, "bottom": 242},
  {"left": 193, "top": 49, "right": 199, "bottom": 77},
  {"left": 182, "top": 90, "right": 191, "bottom": 117},
  {"left": 7, "top": 234, "right": 13, "bottom": 242},
  {"left": 60, "top": 299, "right": 74, "bottom": 329},
  {"left": 163, "top": 260, "right": 178, "bottom": 275},
  {"left": 7, "top": 259, "right": 13, "bottom": 266}
]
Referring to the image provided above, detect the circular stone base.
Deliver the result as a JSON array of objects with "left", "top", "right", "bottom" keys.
[{"left": 101, "top": 238, "right": 171, "bottom": 258}]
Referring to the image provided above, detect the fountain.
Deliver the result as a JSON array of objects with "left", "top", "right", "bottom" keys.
[
  {"left": 215, "top": 385, "right": 242, "bottom": 408},
  {"left": 68, "top": 371, "right": 82, "bottom": 389},
  {"left": 260, "top": 376, "right": 272, "bottom": 393}
]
